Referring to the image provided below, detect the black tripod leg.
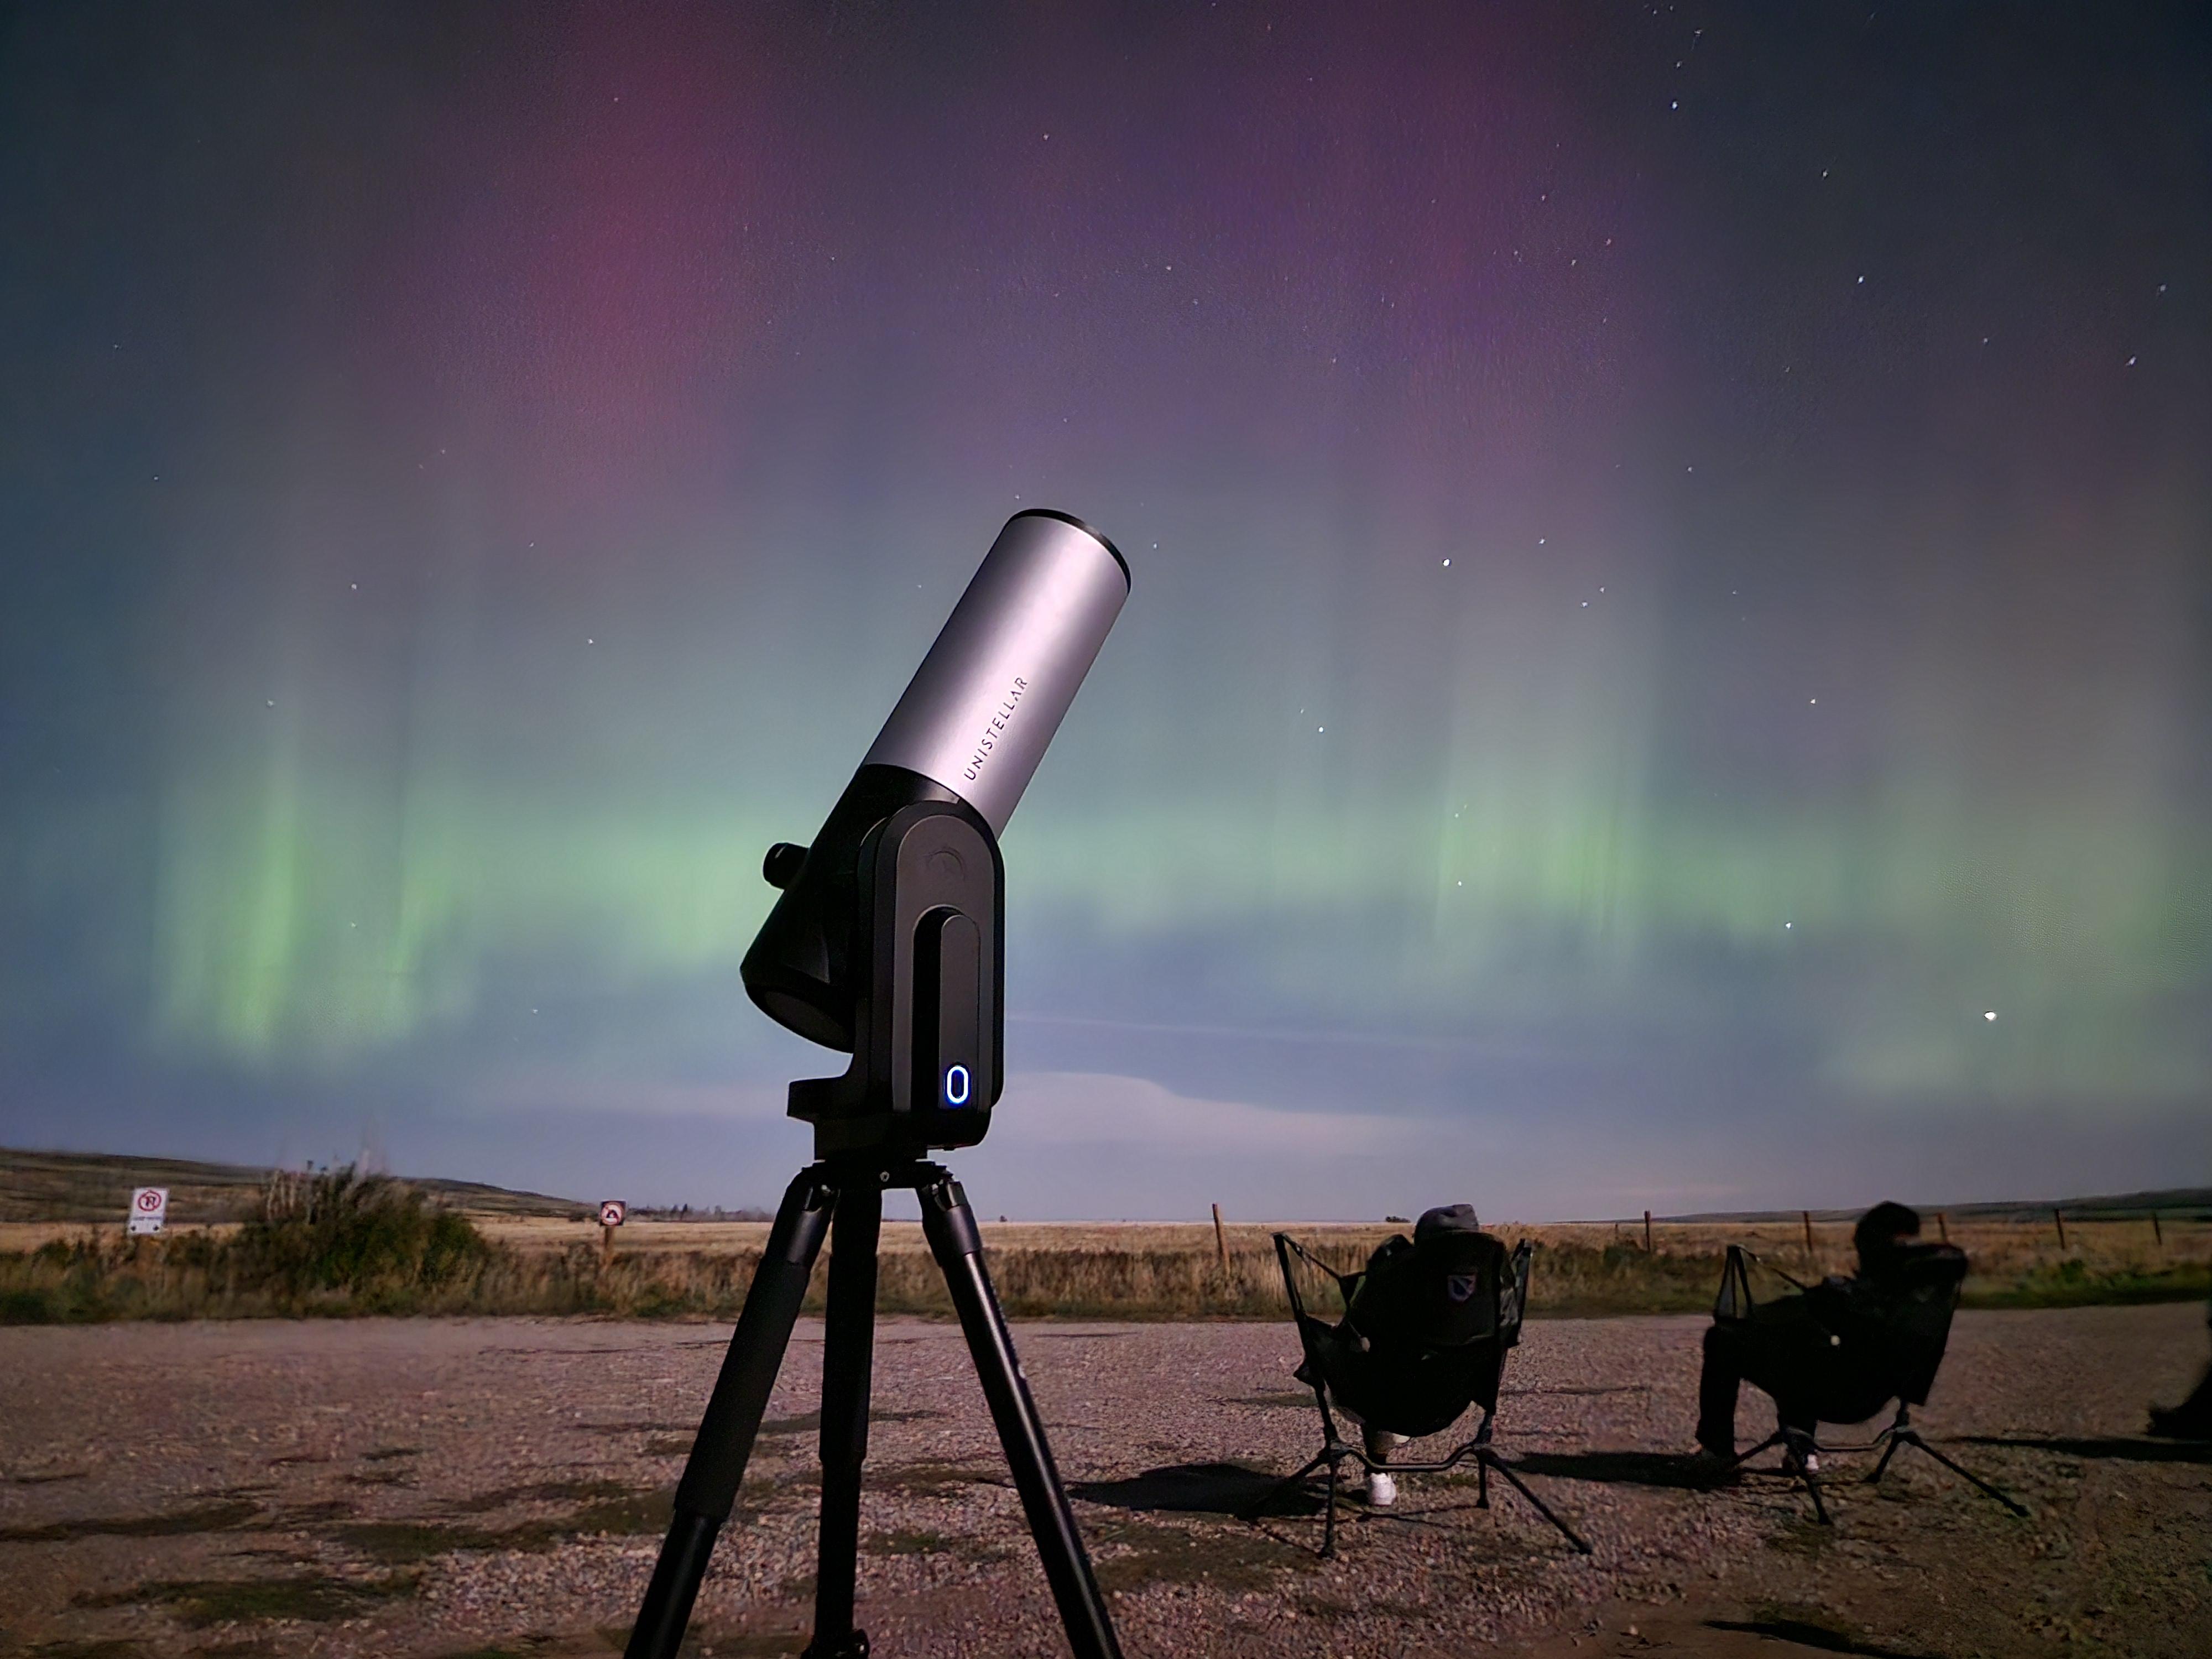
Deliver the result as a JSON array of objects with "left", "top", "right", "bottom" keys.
[
  {"left": 627, "top": 1167, "right": 836, "bottom": 1659},
  {"left": 919, "top": 1171, "right": 1124, "bottom": 1659},
  {"left": 1480, "top": 1451, "right": 1593, "bottom": 1555},
  {"left": 807, "top": 1176, "right": 882, "bottom": 1658},
  {"left": 1897, "top": 1433, "right": 2030, "bottom": 1517}
]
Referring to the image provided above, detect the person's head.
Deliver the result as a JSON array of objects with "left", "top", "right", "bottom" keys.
[{"left": 1854, "top": 1201, "right": 1922, "bottom": 1266}]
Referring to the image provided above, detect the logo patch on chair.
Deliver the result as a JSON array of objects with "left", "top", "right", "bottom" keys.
[{"left": 1447, "top": 1273, "right": 1478, "bottom": 1303}]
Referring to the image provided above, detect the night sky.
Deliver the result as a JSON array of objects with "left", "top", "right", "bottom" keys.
[{"left": 3, "top": 3, "right": 2206, "bottom": 1219}]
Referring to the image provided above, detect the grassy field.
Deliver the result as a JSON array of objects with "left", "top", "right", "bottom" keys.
[{"left": 4, "top": 1194, "right": 2206, "bottom": 1324}]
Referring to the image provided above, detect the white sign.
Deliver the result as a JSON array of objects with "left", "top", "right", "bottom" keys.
[
  {"left": 599, "top": 1200, "right": 627, "bottom": 1228},
  {"left": 128, "top": 1187, "right": 169, "bottom": 1235}
]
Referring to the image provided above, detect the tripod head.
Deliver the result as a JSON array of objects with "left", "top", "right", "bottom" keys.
[{"left": 740, "top": 510, "right": 1128, "bottom": 1157}]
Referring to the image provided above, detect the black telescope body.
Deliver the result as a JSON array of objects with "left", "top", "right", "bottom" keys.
[{"left": 740, "top": 509, "right": 1128, "bottom": 1156}]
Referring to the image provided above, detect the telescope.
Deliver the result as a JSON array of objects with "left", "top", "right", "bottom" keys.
[
  {"left": 628, "top": 510, "right": 1131, "bottom": 1659},
  {"left": 743, "top": 508, "right": 1129, "bottom": 1154}
]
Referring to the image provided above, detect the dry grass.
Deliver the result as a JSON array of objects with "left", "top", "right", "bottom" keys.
[{"left": 5, "top": 1207, "right": 2204, "bottom": 1324}]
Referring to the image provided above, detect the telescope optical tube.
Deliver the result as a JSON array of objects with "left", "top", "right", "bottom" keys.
[{"left": 742, "top": 510, "right": 1129, "bottom": 1050}]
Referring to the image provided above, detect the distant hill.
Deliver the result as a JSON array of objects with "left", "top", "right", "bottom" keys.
[
  {"left": 0, "top": 1147, "right": 591, "bottom": 1225},
  {"left": 1655, "top": 1188, "right": 2212, "bottom": 1225}
]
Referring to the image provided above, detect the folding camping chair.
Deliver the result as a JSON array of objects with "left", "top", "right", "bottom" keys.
[
  {"left": 1252, "top": 1218, "right": 1589, "bottom": 1558},
  {"left": 1712, "top": 1243, "right": 2027, "bottom": 1523}
]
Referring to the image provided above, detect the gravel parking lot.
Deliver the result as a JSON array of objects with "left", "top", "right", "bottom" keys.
[{"left": 3, "top": 1303, "right": 2208, "bottom": 1658}]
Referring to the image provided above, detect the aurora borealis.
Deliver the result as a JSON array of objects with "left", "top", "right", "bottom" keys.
[{"left": 3, "top": 3, "right": 2206, "bottom": 1218}]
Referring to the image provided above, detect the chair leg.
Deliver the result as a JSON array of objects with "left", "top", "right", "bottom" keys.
[
  {"left": 1479, "top": 1450, "right": 1593, "bottom": 1556},
  {"left": 1867, "top": 1427, "right": 1904, "bottom": 1485},
  {"left": 1778, "top": 1427, "right": 1830, "bottom": 1526},
  {"left": 1730, "top": 1428, "right": 1786, "bottom": 1468},
  {"left": 1475, "top": 1453, "right": 1489, "bottom": 1509},
  {"left": 1893, "top": 1432, "right": 2029, "bottom": 1518},
  {"left": 1247, "top": 1453, "right": 1329, "bottom": 1524},
  {"left": 1800, "top": 1463, "right": 1830, "bottom": 1525}
]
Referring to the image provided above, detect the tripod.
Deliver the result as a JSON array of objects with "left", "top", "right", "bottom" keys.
[{"left": 624, "top": 1156, "right": 1123, "bottom": 1659}]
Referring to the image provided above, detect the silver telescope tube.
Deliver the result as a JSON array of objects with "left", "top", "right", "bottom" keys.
[
  {"left": 742, "top": 509, "right": 1128, "bottom": 1051},
  {"left": 862, "top": 510, "right": 1129, "bottom": 834}
]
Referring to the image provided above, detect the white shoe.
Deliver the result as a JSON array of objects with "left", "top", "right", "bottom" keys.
[{"left": 1365, "top": 1470, "right": 1397, "bottom": 1507}]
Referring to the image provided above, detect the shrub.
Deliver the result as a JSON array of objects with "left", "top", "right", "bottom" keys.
[{"left": 234, "top": 1168, "right": 491, "bottom": 1310}]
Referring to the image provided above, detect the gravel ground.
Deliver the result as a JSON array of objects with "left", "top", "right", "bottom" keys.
[{"left": 2, "top": 1303, "right": 2207, "bottom": 1658}]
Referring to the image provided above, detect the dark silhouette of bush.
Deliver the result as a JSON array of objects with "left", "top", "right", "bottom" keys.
[{"left": 234, "top": 1167, "right": 490, "bottom": 1310}]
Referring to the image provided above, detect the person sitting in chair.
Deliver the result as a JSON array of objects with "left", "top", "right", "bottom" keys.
[
  {"left": 1693, "top": 1201, "right": 1961, "bottom": 1468},
  {"left": 1314, "top": 1203, "right": 1501, "bottom": 1506}
]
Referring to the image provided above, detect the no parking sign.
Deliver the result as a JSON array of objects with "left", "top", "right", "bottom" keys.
[
  {"left": 599, "top": 1200, "right": 626, "bottom": 1228},
  {"left": 128, "top": 1187, "right": 168, "bottom": 1235}
]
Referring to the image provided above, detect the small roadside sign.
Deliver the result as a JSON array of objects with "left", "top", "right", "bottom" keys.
[
  {"left": 128, "top": 1187, "right": 169, "bottom": 1235},
  {"left": 599, "top": 1200, "right": 627, "bottom": 1228}
]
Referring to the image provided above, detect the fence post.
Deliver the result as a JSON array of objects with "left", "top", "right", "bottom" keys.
[
  {"left": 1211, "top": 1203, "right": 1230, "bottom": 1271},
  {"left": 1937, "top": 1212, "right": 1949, "bottom": 1244},
  {"left": 1644, "top": 1210, "right": 1653, "bottom": 1254},
  {"left": 1802, "top": 1211, "right": 1815, "bottom": 1257},
  {"left": 2053, "top": 1208, "right": 2067, "bottom": 1251},
  {"left": 2152, "top": 1210, "right": 2164, "bottom": 1250}
]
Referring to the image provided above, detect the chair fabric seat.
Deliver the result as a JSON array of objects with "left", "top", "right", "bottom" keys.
[
  {"left": 1292, "top": 1215, "right": 1521, "bottom": 1439},
  {"left": 1717, "top": 1243, "right": 1968, "bottom": 1428},
  {"left": 1296, "top": 1317, "right": 1503, "bottom": 1439}
]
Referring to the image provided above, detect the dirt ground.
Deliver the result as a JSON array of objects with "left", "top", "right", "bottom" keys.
[{"left": 2, "top": 1303, "right": 2207, "bottom": 1659}]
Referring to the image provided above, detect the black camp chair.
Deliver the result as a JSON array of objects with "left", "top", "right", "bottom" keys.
[
  {"left": 1713, "top": 1243, "right": 2027, "bottom": 1523},
  {"left": 1253, "top": 1217, "right": 1589, "bottom": 1558}
]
